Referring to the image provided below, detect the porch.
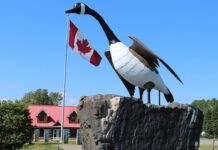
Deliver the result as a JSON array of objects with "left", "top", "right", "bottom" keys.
[{"left": 34, "top": 128, "right": 79, "bottom": 142}]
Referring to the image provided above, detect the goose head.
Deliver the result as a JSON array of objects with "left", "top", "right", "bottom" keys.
[
  {"left": 66, "top": 3, "right": 90, "bottom": 15},
  {"left": 66, "top": 3, "right": 120, "bottom": 44}
]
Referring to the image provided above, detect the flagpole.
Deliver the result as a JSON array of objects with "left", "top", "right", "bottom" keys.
[{"left": 60, "top": 15, "right": 70, "bottom": 144}]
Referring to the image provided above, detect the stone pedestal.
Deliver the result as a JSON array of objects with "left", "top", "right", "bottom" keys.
[{"left": 78, "top": 94, "right": 203, "bottom": 150}]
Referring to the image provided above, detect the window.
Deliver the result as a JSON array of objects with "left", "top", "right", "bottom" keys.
[
  {"left": 37, "top": 110, "right": 49, "bottom": 123},
  {"left": 68, "top": 111, "right": 80, "bottom": 123}
]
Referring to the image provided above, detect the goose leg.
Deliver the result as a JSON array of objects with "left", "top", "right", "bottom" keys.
[
  {"left": 158, "top": 90, "right": 161, "bottom": 105},
  {"left": 139, "top": 88, "right": 145, "bottom": 100},
  {"left": 143, "top": 82, "right": 154, "bottom": 104},
  {"left": 147, "top": 89, "right": 151, "bottom": 104}
]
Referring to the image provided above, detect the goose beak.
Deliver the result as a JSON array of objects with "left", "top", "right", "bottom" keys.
[{"left": 65, "top": 8, "right": 77, "bottom": 14}]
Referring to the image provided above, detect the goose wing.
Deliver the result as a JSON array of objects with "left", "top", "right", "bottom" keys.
[
  {"left": 129, "top": 35, "right": 183, "bottom": 84},
  {"left": 105, "top": 51, "right": 135, "bottom": 96}
]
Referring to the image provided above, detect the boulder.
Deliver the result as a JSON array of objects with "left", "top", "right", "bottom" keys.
[{"left": 78, "top": 94, "right": 203, "bottom": 150}]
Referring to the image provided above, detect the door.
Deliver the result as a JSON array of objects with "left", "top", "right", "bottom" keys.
[{"left": 53, "top": 129, "right": 60, "bottom": 140}]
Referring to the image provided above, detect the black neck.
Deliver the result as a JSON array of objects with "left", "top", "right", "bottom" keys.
[{"left": 88, "top": 9, "right": 120, "bottom": 45}]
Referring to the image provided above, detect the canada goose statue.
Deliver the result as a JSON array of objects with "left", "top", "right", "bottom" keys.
[{"left": 66, "top": 3, "right": 183, "bottom": 103}]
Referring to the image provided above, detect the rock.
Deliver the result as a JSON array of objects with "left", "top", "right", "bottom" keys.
[{"left": 78, "top": 94, "right": 203, "bottom": 150}]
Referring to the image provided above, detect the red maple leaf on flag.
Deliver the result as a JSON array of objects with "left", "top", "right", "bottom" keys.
[{"left": 76, "top": 39, "right": 92, "bottom": 54}]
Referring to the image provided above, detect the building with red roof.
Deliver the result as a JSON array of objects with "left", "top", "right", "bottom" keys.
[{"left": 28, "top": 105, "right": 80, "bottom": 141}]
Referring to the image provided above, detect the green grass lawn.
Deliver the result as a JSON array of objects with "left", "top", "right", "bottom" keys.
[
  {"left": 68, "top": 140, "right": 76, "bottom": 145},
  {"left": 19, "top": 144, "right": 216, "bottom": 150},
  {"left": 199, "top": 145, "right": 218, "bottom": 150},
  {"left": 18, "top": 139, "right": 77, "bottom": 150},
  {"left": 17, "top": 140, "right": 217, "bottom": 150},
  {"left": 18, "top": 143, "right": 63, "bottom": 150}
]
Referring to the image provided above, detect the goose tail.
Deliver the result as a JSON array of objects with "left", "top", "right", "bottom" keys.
[{"left": 164, "top": 88, "right": 174, "bottom": 103}]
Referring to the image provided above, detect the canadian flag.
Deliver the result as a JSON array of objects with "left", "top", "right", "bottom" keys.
[{"left": 68, "top": 20, "right": 102, "bottom": 66}]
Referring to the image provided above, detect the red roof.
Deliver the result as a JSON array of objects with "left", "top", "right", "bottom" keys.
[{"left": 28, "top": 105, "right": 80, "bottom": 128}]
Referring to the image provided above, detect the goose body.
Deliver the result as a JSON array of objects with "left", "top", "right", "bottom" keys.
[
  {"left": 110, "top": 42, "right": 168, "bottom": 94},
  {"left": 66, "top": 3, "right": 183, "bottom": 103}
]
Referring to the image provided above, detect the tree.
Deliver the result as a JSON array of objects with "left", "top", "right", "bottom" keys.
[
  {"left": 192, "top": 98, "right": 218, "bottom": 138},
  {"left": 204, "top": 109, "right": 212, "bottom": 134},
  {"left": 0, "top": 100, "right": 34, "bottom": 149},
  {"left": 20, "top": 89, "right": 62, "bottom": 106},
  {"left": 191, "top": 99, "right": 207, "bottom": 113},
  {"left": 49, "top": 92, "right": 63, "bottom": 105},
  {"left": 212, "top": 104, "right": 218, "bottom": 136}
]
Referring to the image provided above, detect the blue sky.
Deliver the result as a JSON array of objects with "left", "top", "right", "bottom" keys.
[{"left": 0, "top": 0, "right": 218, "bottom": 105}]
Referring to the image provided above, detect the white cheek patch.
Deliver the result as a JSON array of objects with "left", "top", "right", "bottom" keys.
[{"left": 80, "top": 3, "right": 85, "bottom": 14}]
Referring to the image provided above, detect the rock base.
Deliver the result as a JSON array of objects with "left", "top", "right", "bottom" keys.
[{"left": 78, "top": 94, "right": 203, "bottom": 150}]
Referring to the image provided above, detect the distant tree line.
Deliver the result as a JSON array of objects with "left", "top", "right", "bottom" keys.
[
  {"left": 0, "top": 89, "right": 63, "bottom": 149},
  {"left": 192, "top": 98, "right": 218, "bottom": 138}
]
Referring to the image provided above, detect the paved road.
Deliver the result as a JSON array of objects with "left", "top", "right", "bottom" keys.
[
  {"left": 54, "top": 144, "right": 82, "bottom": 150},
  {"left": 200, "top": 138, "right": 218, "bottom": 146},
  {"left": 55, "top": 139, "right": 217, "bottom": 150}
]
